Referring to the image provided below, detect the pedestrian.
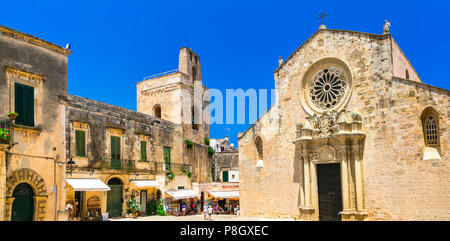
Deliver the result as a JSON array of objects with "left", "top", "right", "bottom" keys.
[
  {"left": 208, "top": 204, "right": 213, "bottom": 220},
  {"left": 203, "top": 204, "right": 208, "bottom": 220},
  {"left": 236, "top": 205, "right": 240, "bottom": 216},
  {"left": 197, "top": 202, "right": 201, "bottom": 214},
  {"left": 181, "top": 203, "right": 186, "bottom": 216}
]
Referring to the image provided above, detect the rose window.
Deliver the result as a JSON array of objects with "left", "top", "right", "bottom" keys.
[{"left": 309, "top": 67, "right": 347, "bottom": 110}]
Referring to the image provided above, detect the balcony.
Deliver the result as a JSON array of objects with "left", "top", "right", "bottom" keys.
[
  {"left": 0, "top": 117, "right": 12, "bottom": 145},
  {"left": 100, "top": 158, "right": 137, "bottom": 170},
  {"left": 159, "top": 162, "right": 192, "bottom": 174}
]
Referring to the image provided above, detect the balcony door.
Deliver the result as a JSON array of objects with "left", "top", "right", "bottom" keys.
[{"left": 111, "top": 136, "right": 121, "bottom": 169}]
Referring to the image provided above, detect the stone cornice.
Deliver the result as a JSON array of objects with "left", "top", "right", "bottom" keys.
[{"left": 0, "top": 25, "right": 71, "bottom": 56}]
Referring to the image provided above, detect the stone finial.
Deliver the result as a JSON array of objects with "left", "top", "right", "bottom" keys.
[
  {"left": 278, "top": 56, "right": 283, "bottom": 67},
  {"left": 383, "top": 20, "right": 391, "bottom": 34},
  {"left": 351, "top": 112, "right": 362, "bottom": 122},
  {"left": 319, "top": 24, "right": 327, "bottom": 30}
]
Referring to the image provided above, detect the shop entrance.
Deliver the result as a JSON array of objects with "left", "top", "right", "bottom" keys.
[
  {"left": 107, "top": 178, "right": 123, "bottom": 218},
  {"left": 11, "top": 183, "right": 34, "bottom": 221},
  {"left": 317, "top": 163, "right": 342, "bottom": 221},
  {"left": 140, "top": 190, "right": 147, "bottom": 214}
]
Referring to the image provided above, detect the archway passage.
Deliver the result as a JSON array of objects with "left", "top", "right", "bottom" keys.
[
  {"left": 107, "top": 178, "right": 123, "bottom": 218},
  {"left": 11, "top": 183, "right": 34, "bottom": 221},
  {"left": 317, "top": 163, "right": 342, "bottom": 221}
]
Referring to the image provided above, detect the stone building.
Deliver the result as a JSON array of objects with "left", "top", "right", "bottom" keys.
[
  {"left": 64, "top": 48, "right": 212, "bottom": 219},
  {"left": 0, "top": 25, "right": 71, "bottom": 221},
  {"left": 0, "top": 25, "right": 213, "bottom": 220},
  {"left": 210, "top": 136, "right": 239, "bottom": 183},
  {"left": 238, "top": 24, "right": 449, "bottom": 221}
]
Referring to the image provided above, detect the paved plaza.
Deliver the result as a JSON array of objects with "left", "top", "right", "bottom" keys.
[{"left": 109, "top": 214, "right": 293, "bottom": 221}]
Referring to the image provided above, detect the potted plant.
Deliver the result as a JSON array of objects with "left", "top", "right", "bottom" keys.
[
  {"left": 188, "top": 172, "right": 192, "bottom": 178},
  {"left": 126, "top": 196, "right": 140, "bottom": 218},
  {"left": 185, "top": 139, "right": 193, "bottom": 149},
  {"left": 0, "top": 126, "right": 11, "bottom": 143},
  {"left": 167, "top": 171, "right": 175, "bottom": 180},
  {"left": 7, "top": 112, "right": 18, "bottom": 120},
  {"left": 156, "top": 199, "right": 166, "bottom": 216},
  {"left": 181, "top": 168, "right": 187, "bottom": 174}
]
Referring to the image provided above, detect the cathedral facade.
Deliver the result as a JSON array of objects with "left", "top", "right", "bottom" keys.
[{"left": 238, "top": 25, "right": 449, "bottom": 220}]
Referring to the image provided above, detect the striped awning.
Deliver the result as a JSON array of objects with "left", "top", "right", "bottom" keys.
[
  {"left": 166, "top": 189, "right": 200, "bottom": 200},
  {"left": 131, "top": 180, "right": 159, "bottom": 189},
  {"left": 208, "top": 190, "right": 239, "bottom": 199},
  {"left": 66, "top": 179, "right": 110, "bottom": 192}
]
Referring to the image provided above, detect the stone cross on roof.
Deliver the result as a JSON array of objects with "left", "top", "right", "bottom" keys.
[{"left": 318, "top": 11, "right": 327, "bottom": 29}]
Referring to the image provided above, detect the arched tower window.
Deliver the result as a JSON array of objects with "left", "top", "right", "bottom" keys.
[
  {"left": 405, "top": 69, "right": 409, "bottom": 79},
  {"left": 421, "top": 107, "right": 441, "bottom": 160},
  {"left": 153, "top": 104, "right": 162, "bottom": 119},
  {"left": 192, "top": 66, "right": 197, "bottom": 83},
  {"left": 255, "top": 136, "right": 263, "bottom": 160},
  {"left": 421, "top": 107, "right": 440, "bottom": 147}
]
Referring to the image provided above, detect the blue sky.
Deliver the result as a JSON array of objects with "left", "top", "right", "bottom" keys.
[{"left": 2, "top": 0, "right": 449, "bottom": 147}]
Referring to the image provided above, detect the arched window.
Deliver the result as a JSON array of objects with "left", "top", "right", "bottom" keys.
[
  {"left": 405, "top": 69, "right": 409, "bottom": 79},
  {"left": 192, "top": 66, "right": 197, "bottom": 82},
  {"left": 153, "top": 105, "right": 162, "bottom": 118},
  {"left": 192, "top": 106, "right": 199, "bottom": 130},
  {"left": 255, "top": 136, "right": 263, "bottom": 159},
  {"left": 421, "top": 107, "right": 440, "bottom": 147}
]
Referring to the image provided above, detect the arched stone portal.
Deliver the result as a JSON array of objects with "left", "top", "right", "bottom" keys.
[{"left": 4, "top": 168, "right": 48, "bottom": 221}]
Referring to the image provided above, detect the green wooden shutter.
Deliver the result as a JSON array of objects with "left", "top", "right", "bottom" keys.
[
  {"left": 140, "top": 141, "right": 147, "bottom": 161},
  {"left": 223, "top": 171, "right": 229, "bottom": 182},
  {"left": 76, "top": 130, "right": 86, "bottom": 157},
  {"left": 164, "top": 147, "right": 171, "bottom": 171},
  {"left": 15, "top": 83, "right": 34, "bottom": 127},
  {"left": 111, "top": 136, "right": 121, "bottom": 169}
]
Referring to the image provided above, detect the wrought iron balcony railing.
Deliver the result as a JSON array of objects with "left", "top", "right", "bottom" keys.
[
  {"left": 100, "top": 158, "right": 137, "bottom": 170},
  {"left": 0, "top": 117, "right": 12, "bottom": 145},
  {"left": 158, "top": 162, "right": 192, "bottom": 174}
]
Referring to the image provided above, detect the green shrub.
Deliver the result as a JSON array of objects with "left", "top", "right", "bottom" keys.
[
  {"left": 208, "top": 146, "right": 215, "bottom": 157},
  {"left": 188, "top": 172, "right": 192, "bottom": 178},
  {"left": 185, "top": 139, "right": 193, "bottom": 149},
  {"left": 147, "top": 200, "right": 157, "bottom": 215},
  {"left": 204, "top": 137, "right": 210, "bottom": 146},
  {"left": 126, "top": 197, "right": 140, "bottom": 214},
  {"left": 156, "top": 199, "right": 166, "bottom": 216},
  {"left": 167, "top": 171, "right": 175, "bottom": 180}
]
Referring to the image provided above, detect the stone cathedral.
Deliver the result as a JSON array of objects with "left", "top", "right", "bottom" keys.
[{"left": 238, "top": 22, "right": 449, "bottom": 221}]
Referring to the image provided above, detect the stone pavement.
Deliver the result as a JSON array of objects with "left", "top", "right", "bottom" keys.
[{"left": 109, "top": 214, "right": 294, "bottom": 221}]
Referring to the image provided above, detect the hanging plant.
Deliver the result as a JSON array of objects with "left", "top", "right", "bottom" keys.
[
  {"left": 185, "top": 139, "right": 193, "bottom": 149},
  {"left": 7, "top": 112, "right": 18, "bottom": 120},
  {"left": 167, "top": 171, "right": 175, "bottom": 180},
  {"left": 208, "top": 146, "right": 215, "bottom": 157},
  {"left": 0, "top": 126, "right": 11, "bottom": 142}
]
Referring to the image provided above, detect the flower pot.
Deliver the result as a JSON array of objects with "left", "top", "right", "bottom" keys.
[{"left": 8, "top": 113, "right": 17, "bottom": 120}]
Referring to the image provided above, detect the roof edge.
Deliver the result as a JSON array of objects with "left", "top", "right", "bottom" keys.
[{"left": 0, "top": 25, "right": 71, "bottom": 56}]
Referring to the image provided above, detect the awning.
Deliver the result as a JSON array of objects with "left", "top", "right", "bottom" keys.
[
  {"left": 166, "top": 189, "right": 200, "bottom": 200},
  {"left": 131, "top": 180, "right": 159, "bottom": 189},
  {"left": 66, "top": 179, "right": 110, "bottom": 192},
  {"left": 208, "top": 190, "right": 239, "bottom": 199}
]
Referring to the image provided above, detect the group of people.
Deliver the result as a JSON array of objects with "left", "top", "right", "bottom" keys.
[{"left": 202, "top": 203, "right": 240, "bottom": 220}]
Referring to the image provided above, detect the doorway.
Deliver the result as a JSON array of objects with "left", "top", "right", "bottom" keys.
[
  {"left": 11, "top": 183, "right": 34, "bottom": 221},
  {"left": 317, "top": 163, "right": 342, "bottom": 221},
  {"left": 140, "top": 190, "right": 147, "bottom": 214},
  {"left": 107, "top": 178, "right": 123, "bottom": 218}
]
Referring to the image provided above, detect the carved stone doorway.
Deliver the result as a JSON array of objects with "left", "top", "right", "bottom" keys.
[{"left": 317, "top": 163, "right": 342, "bottom": 221}]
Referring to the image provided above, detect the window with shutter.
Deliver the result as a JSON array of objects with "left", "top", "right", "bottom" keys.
[
  {"left": 164, "top": 147, "right": 171, "bottom": 171},
  {"left": 15, "top": 83, "right": 34, "bottom": 127},
  {"left": 111, "top": 136, "right": 121, "bottom": 169},
  {"left": 222, "top": 171, "right": 229, "bottom": 182},
  {"left": 140, "top": 141, "right": 147, "bottom": 162},
  {"left": 75, "top": 130, "right": 86, "bottom": 157}
]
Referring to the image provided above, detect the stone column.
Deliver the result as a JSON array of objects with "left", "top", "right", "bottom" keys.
[
  {"left": 0, "top": 151, "right": 6, "bottom": 221},
  {"left": 354, "top": 146, "right": 364, "bottom": 211},
  {"left": 340, "top": 149, "right": 350, "bottom": 211},
  {"left": 304, "top": 154, "right": 311, "bottom": 207},
  {"left": 299, "top": 152, "right": 305, "bottom": 206}
]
